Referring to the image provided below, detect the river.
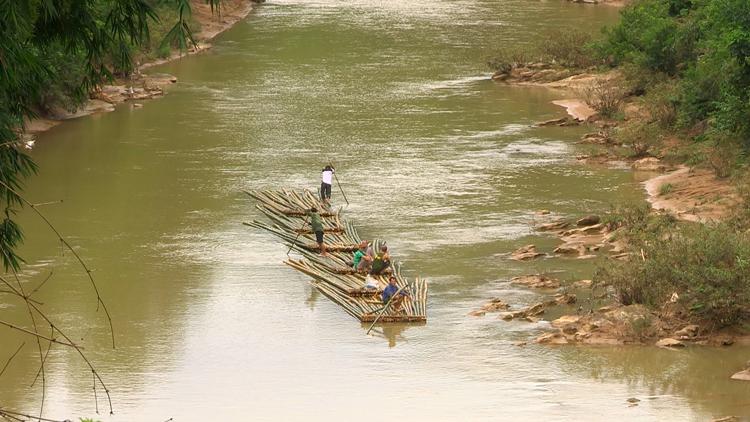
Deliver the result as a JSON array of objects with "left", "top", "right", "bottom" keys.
[{"left": 2, "top": 1, "right": 749, "bottom": 420}]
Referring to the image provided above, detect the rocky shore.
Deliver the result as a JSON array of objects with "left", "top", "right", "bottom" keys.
[
  {"left": 476, "top": 208, "right": 750, "bottom": 348},
  {"left": 484, "top": 59, "right": 749, "bottom": 383},
  {"left": 493, "top": 62, "right": 740, "bottom": 222}
]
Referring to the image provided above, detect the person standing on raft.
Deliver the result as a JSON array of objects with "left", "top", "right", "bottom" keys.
[
  {"left": 309, "top": 207, "right": 327, "bottom": 256},
  {"left": 320, "top": 165, "right": 334, "bottom": 204}
]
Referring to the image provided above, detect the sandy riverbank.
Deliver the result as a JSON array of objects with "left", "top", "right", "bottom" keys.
[
  {"left": 644, "top": 166, "right": 740, "bottom": 222},
  {"left": 23, "top": 0, "right": 257, "bottom": 138}
]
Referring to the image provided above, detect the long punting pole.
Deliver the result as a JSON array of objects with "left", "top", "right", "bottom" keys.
[
  {"left": 287, "top": 213, "right": 309, "bottom": 256},
  {"left": 327, "top": 157, "right": 349, "bottom": 205}
]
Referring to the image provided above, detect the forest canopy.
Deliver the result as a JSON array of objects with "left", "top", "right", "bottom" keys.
[{"left": 598, "top": 0, "right": 750, "bottom": 149}]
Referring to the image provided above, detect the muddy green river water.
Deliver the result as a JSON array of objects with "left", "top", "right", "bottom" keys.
[{"left": 2, "top": 1, "right": 749, "bottom": 420}]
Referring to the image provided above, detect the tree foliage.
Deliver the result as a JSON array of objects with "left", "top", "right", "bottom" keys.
[
  {"left": 0, "top": 0, "right": 220, "bottom": 271},
  {"left": 598, "top": 0, "right": 750, "bottom": 150}
]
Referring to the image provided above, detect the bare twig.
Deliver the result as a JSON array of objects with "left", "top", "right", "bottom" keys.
[
  {"left": 0, "top": 182, "right": 116, "bottom": 416},
  {"left": 30, "top": 326, "right": 54, "bottom": 388},
  {"left": 28, "top": 271, "right": 54, "bottom": 298},
  {"left": 29, "top": 201, "right": 62, "bottom": 208},
  {"left": 0, "top": 320, "right": 76, "bottom": 348},
  {"left": 0, "top": 408, "right": 67, "bottom": 422},
  {"left": 3, "top": 266, "right": 48, "bottom": 420},
  {"left": 0, "top": 342, "right": 25, "bottom": 378},
  {"left": 0, "top": 180, "right": 115, "bottom": 348},
  {"left": 21, "top": 299, "right": 113, "bottom": 414},
  {"left": 0, "top": 291, "right": 42, "bottom": 305}
]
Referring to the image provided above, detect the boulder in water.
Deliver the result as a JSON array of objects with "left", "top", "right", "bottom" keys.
[
  {"left": 510, "top": 245, "right": 544, "bottom": 261},
  {"left": 510, "top": 274, "right": 560, "bottom": 289},
  {"left": 674, "top": 324, "right": 700, "bottom": 339},
  {"left": 551, "top": 315, "right": 581, "bottom": 328},
  {"left": 632, "top": 157, "right": 665, "bottom": 172},
  {"left": 655, "top": 338, "right": 685, "bottom": 348},
  {"left": 536, "top": 220, "right": 570, "bottom": 232},
  {"left": 572, "top": 279, "right": 593, "bottom": 288},
  {"left": 576, "top": 215, "right": 601, "bottom": 227},
  {"left": 730, "top": 370, "right": 750, "bottom": 381},
  {"left": 553, "top": 243, "right": 586, "bottom": 255},
  {"left": 535, "top": 331, "right": 569, "bottom": 345}
]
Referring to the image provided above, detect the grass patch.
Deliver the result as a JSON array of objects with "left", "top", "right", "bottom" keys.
[{"left": 659, "top": 183, "right": 673, "bottom": 196}]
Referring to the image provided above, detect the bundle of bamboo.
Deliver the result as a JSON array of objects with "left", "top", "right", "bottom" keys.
[{"left": 244, "top": 189, "right": 427, "bottom": 324}]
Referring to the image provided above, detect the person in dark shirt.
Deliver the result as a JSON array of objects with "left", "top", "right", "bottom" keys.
[
  {"left": 369, "top": 245, "right": 391, "bottom": 275},
  {"left": 381, "top": 276, "right": 408, "bottom": 311},
  {"left": 308, "top": 207, "right": 326, "bottom": 256}
]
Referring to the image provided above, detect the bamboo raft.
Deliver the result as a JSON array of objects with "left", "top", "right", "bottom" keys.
[{"left": 244, "top": 189, "right": 427, "bottom": 323}]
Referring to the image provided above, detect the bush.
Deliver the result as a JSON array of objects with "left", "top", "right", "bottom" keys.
[
  {"left": 598, "top": 0, "right": 750, "bottom": 157},
  {"left": 539, "top": 29, "right": 596, "bottom": 68},
  {"left": 487, "top": 29, "right": 599, "bottom": 73},
  {"left": 707, "top": 138, "right": 742, "bottom": 178},
  {"left": 729, "top": 171, "right": 750, "bottom": 231},
  {"left": 487, "top": 47, "right": 537, "bottom": 74},
  {"left": 33, "top": 43, "right": 89, "bottom": 113},
  {"left": 595, "top": 220, "right": 750, "bottom": 328},
  {"left": 616, "top": 120, "right": 662, "bottom": 157},
  {"left": 643, "top": 80, "right": 679, "bottom": 127},
  {"left": 583, "top": 78, "right": 626, "bottom": 118},
  {"left": 598, "top": 0, "right": 697, "bottom": 75}
]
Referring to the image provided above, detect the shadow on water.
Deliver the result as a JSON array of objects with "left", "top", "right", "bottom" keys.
[
  {"left": 363, "top": 321, "right": 427, "bottom": 347},
  {"left": 557, "top": 345, "right": 750, "bottom": 418}
]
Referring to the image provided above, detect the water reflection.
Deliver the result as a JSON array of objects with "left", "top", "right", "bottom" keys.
[
  {"left": 305, "top": 286, "right": 320, "bottom": 310},
  {"left": 558, "top": 346, "right": 750, "bottom": 418},
  {"left": 366, "top": 323, "right": 418, "bottom": 348}
]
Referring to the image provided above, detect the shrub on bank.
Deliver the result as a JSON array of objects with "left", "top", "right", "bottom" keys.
[
  {"left": 487, "top": 29, "right": 597, "bottom": 74},
  {"left": 538, "top": 29, "right": 596, "bottom": 69},
  {"left": 595, "top": 208, "right": 750, "bottom": 329},
  {"left": 597, "top": 0, "right": 697, "bottom": 75},
  {"left": 487, "top": 47, "right": 537, "bottom": 74},
  {"left": 583, "top": 78, "right": 626, "bottom": 118},
  {"left": 616, "top": 120, "right": 662, "bottom": 157}
]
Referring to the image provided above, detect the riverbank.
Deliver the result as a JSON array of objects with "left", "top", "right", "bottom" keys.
[
  {"left": 487, "top": 50, "right": 749, "bottom": 355},
  {"left": 478, "top": 207, "right": 750, "bottom": 350},
  {"left": 495, "top": 63, "right": 742, "bottom": 221},
  {"left": 22, "top": 0, "right": 257, "bottom": 139}
]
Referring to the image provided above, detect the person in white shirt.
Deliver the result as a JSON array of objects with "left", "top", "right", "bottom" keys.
[{"left": 320, "top": 165, "right": 334, "bottom": 203}]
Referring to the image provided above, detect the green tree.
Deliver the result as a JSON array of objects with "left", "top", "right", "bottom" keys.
[
  {"left": 0, "top": 0, "right": 221, "bottom": 271},
  {"left": 599, "top": 0, "right": 750, "bottom": 153}
]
